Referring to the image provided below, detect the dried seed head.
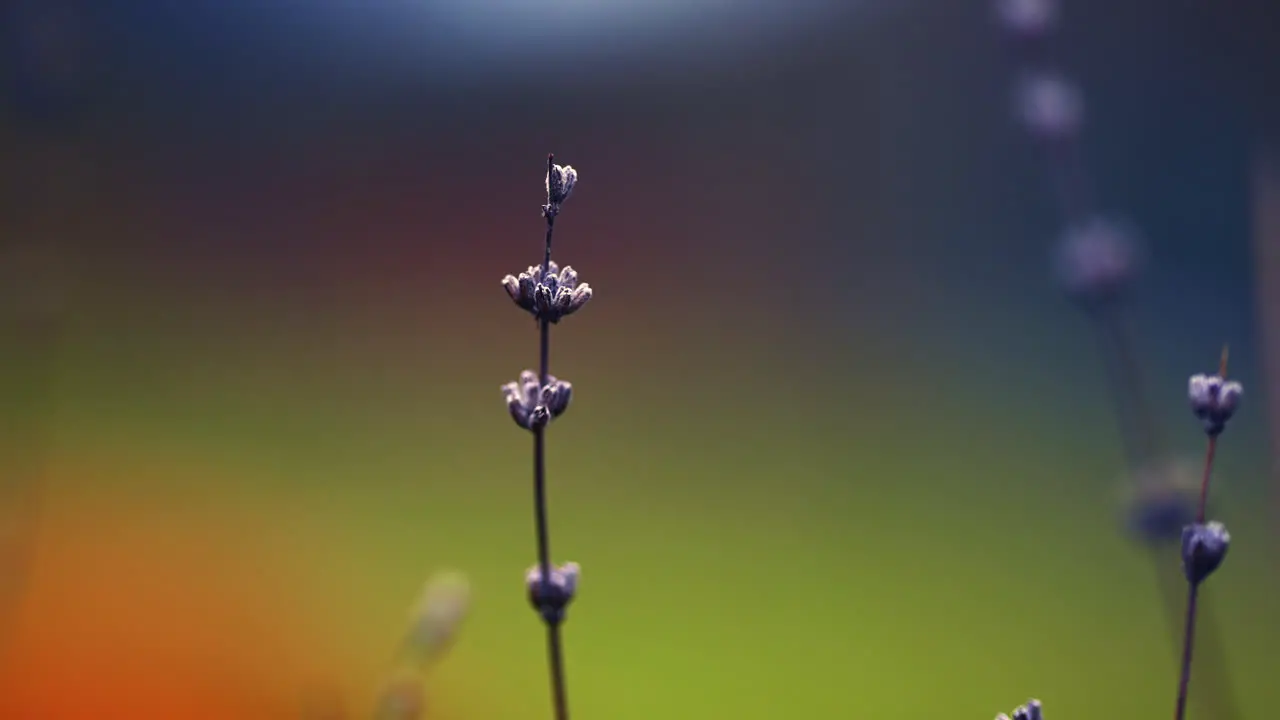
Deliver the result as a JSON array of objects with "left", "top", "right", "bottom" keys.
[
  {"left": 994, "top": 0, "right": 1058, "bottom": 37},
  {"left": 501, "top": 261, "right": 593, "bottom": 323},
  {"left": 502, "top": 372, "right": 574, "bottom": 431},
  {"left": 1053, "top": 216, "right": 1141, "bottom": 305},
  {"left": 1015, "top": 71, "right": 1083, "bottom": 139},
  {"left": 526, "top": 561, "right": 580, "bottom": 625},
  {"left": 1188, "top": 373, "right": 1243, "bottom": 436},
  {"left": 545, "top": 161, "right": 578, "bottom": 216},
  {"left": 1181, "top": 521, "right": 1230, "bottom": 585}
]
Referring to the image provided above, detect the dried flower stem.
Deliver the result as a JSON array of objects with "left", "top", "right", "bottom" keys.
[
  {"left": 1174, "top": 346, "right": 1230, "bottom": 720},
  {"left": 534, "top": 153, "right": 569, "bottom": 720},
  {"left": 1172, "top": 582, "right": 1200, "bottom": 720}
]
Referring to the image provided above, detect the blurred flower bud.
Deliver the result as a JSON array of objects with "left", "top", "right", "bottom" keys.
[
  {"left": 404, "top": 570, "right": 471, "bottom": 665},
  {"left": 1122, "top": 458, "right": 1201, "bottom": 545},
  {"left": 1053, "top": 216, "right": 1141, "bottom": 305},
  {"left": 1181, "top": 521, "right": 1230, "bottom": 585},
  {"left": 1188, "top": 374, "right": 1243, "bottom": 437},
  {"left": 526, "top": 561, "right": 580, "bottom": 625},
  {"left": 994, "top": 0, "right": 1058, "bottom": 37},
  {"left": 1015, "top": 71, "right": 1083, "bottom": 139}
]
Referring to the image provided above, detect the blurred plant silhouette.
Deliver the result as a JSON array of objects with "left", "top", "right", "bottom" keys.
[
  {"left": 992, "top": 0, "right": 1245, "bottom": 717},
  {"left": 301, "top": 571, "right": 472, "bottom": 720}
]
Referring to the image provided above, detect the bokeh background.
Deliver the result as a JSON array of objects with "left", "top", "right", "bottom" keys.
[{"left": 2, "top": 0, "right": 1279, "bottom": 717}]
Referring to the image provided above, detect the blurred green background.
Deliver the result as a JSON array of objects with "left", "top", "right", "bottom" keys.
[{"left": 2, "top": 0, "right": 1278, "bottom": 718}]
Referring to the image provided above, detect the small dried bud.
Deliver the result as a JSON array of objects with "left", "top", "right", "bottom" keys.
[
  {"left": 996, "top": 699, "right": 1043, "bottom": 720},
  {"left": 533, "top": 283, "right": 554, "bottom": 314},
  {"left": 1015, "top": 71, "right": 1083, "bottom": 139},
  {"left": 540, "top": 382, "right": 573, "bottom": 418},
  {"left": 1181, "top": 521, "right": 1230, "bottom": 585},
  {"left": 501, "top": 274, "right": 520, "bottom": 301},
  {"left": 545, "top": 161, "right": 578, "bottom": 216},
  {"left": 994, "top": 0, "right": 1057, "bottom": 36},
  {"left": 1188, "top": 374, "right": 1243, "bottom": 436},
  {"left": 567, "top": 285, "right": 593, "bottom": 315},
  {"left": 502, "top": 372, "right": 574, "bottom": 431},
  {"left": 501, "top": 271, "right": 538, "bottom": 314},
  {"left": 526, "top": 561, "right": 580, "bottom": 625}
]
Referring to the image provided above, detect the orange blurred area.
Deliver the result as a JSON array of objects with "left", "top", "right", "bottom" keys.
[{"left": 0, "top": 458, "right": 342, "bottom": 720}]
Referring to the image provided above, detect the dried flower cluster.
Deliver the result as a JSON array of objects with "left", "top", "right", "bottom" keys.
[
  {"left": 498, "top": 154, "right": 592, "bottom": 720},
  {"left": 502, "top": 261, "right": 593, "bottom": 324}
]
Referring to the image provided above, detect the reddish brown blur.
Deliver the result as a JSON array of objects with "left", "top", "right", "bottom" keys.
[{"left": 0, "top": 461, "right": 340, "bottom": 720}]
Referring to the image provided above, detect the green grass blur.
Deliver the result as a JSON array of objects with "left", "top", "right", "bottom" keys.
[{"left": 15, "top": 271, "right": 1276, "bottom": 720}]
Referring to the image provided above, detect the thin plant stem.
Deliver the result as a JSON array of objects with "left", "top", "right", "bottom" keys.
[
  {"left": 1195, "top": 435, "right": 1218, "bottom": 525},
  {"left": 1173, "top": 582, "right": 1200, "bottom": 720},
  {"left": 1044, "top": 135, "right": 1094, "bottom": 228},
  {"left": 546, "top": 623, "right": 569, "bottom": 720},
  {"left": 534, "top": 153, "right": 569, "bottom": 720},
  {"left": 1090, "top": 304, "right": 1163, "bottom": 468},
  {"left": 1173, "top": 346, "right": 1228, "bottom": 720}
]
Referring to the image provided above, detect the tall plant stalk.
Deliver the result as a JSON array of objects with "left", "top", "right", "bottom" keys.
[{"left": 501, "top": 154, "right": 592, "bottom": 720}]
